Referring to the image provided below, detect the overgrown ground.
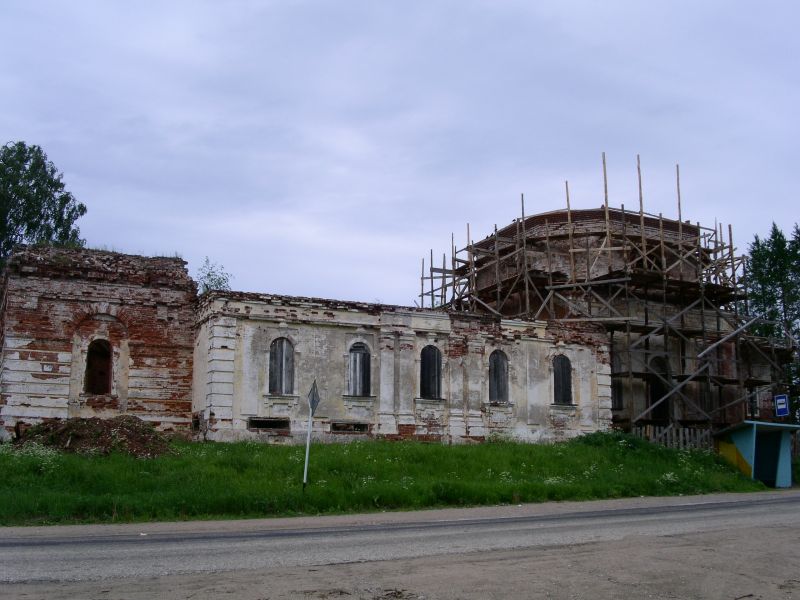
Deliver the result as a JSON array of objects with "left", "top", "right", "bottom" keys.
[{"left": 0, "top": 432, "right": 764, "bottom": 525}]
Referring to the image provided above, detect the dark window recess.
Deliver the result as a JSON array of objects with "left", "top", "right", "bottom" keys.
[
  {"left": 268, "top": 337, "right": 294, "bottom": 395},
  {"left": 697, "top": 358, "right": 712, "bottom": 413},
  {"left": 248, "top": 418, "right": 290, "bottom": 431},
  {"left": 611, "top": 347, "right": 623, "bottom": 410},
  {"left": 348, "top": 342, "right": 371, "bottom": 396},
  {"left": 85, "top": 339, "right": 112, "bottom": 394},
  {"left": 553, "top": 355, "right": 572, "bottom": 405},
  {"left": 489, "top": 349, "right": 509, "bottom": 402},
  {"left": 420, "top": 345, "right": 442, "bottom": 399},
  {"left": 331, "top": 422, "right": 369, "bottom": 433},
  {"left": 611, "top": 377, "right": 624, "bottom": 410},
  {"left": 647, "top": 357, "right": 671, "bottom": 421}
]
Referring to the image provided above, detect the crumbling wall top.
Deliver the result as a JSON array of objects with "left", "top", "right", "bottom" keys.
[
  {"left": 199, "top": 289, "right": 440, "bottom": 315},
  {"left": 197, "top": 290, "right": 519, "bottom": 327},
  {"left": 3, "top": 245, "right": 196, "bottom": 292}
]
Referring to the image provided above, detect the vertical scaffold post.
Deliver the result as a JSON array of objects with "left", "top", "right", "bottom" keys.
[
  {"left": 602, "top": 152, "right": 612, "bottom": 269},
  {"left": 494, "top": 225, "right": 501, "bottom": 309},
  {"left": 520, "top": 194, "right": 530, "bottom": 317},
  {"left": 429, "top": 248, "right": 434, "bottom": 308},
  {"left": 420, "top": 257, "right": 425, "bottom": 308},
  {"left": 637, "top": 155, "right": 647, "bottom": 269},
  {"left": 566, "top": 181, "right": 577, "bottom": 283}
]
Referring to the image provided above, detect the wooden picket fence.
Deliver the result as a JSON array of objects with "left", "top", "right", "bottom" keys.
[{"left": 632, "top": 424, "right": 713, "bottom": 451}]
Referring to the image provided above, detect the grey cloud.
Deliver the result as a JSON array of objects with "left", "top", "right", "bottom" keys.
[{"left": 1, "top": 1, "right": 797, "bottom": 303}]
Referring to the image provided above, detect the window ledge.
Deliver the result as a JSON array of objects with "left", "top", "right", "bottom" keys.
[
  {"left": 416, "top": 397, "right": 446, "bottom": 403},
  {"left": 264, "top": 394, "right": 300, "bottom": 408},
  {"left": 486, "top": 401, "right": 514, "bottom": 407},
  {"left": 342, "top": 395, "right": 376, "bottom": 406},
  {"left": 79, "top": 393, "right": 117, "bottom": 399},
  {"left": 550, "top": 403, "right": 576, "bottom": 411}
]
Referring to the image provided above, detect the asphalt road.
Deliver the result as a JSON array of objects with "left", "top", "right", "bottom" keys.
[{"left": 2, "top": 489, "right": 800, "bottom": 587}]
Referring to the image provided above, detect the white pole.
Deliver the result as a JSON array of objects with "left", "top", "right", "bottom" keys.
[
  {"left": 303, "top": 408, "right": 312, "bottom": 492},
  {"left": 302, "top": 379, "right": 319, "bottom": 492}
]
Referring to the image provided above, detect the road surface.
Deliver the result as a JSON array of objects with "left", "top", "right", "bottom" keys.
[{"left": 2, "top": 490, "right": 799, "bottom": 599}]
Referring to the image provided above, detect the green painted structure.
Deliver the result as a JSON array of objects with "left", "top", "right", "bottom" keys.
[{"left": 715, "top": 421, "right": 800, "bottom": 488}]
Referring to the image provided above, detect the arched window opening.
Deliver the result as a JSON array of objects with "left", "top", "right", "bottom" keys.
[
  {"left": 553, "top": 355, "right": 572, "bottom": 405},
  {"left": 85, "top": 339, "right": 112, "bottom": 395},
  {"left": 269, "top": 337, "right": 294, "bottom": 395},
  {"left": 648, "top": 357, "right": 671, "bottom": 422},
  {"left": 489, "top": 350, "right": 509, "bottom": 403},
  {"left": 420, "top": 345, "right": 442, "bottom": 399},
  {"left": 348, "top": 342, "right": 371, "bottom": 396}
]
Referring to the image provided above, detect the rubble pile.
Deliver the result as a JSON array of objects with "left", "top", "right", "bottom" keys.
[{"left": 15, "top": 415, "right": 172, "bottom": 458}]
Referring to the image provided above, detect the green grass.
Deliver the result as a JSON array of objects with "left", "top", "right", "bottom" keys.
[{"left": 0, "top": 432, "right": 764, "bottom": 525}]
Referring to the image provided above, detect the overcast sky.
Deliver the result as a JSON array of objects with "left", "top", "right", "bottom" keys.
[{"left": 2, "top": 1, "right": 797, "bottom": 305}]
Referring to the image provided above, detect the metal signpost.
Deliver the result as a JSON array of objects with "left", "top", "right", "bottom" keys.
[
  {"left": 774, "top": 394, "right": 789, "bottom": 418},
  {"left": 303, "top": 380, "right": 321, "bottom": 491}
]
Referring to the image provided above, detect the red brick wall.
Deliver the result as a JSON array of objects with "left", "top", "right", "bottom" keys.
[{"left": 0, "top": 247, "right": 196, "bottom": 432}]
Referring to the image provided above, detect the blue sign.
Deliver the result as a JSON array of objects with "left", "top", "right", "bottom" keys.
[{"left": 774, "top": 394, "right": 789, "bottom": 417}]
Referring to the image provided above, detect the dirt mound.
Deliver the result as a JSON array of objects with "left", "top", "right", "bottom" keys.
[{"left": 16, "top": 415, "right": 172, "bottom": 458}]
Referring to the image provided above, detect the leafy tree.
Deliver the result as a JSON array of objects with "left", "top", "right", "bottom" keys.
[
  {"left": 747, "top": 223, "right": 800, "bottom": 338},
  {"left": 0, "top": 141, "right": 87, "bottom": 266},
  {"left": 746, "top": 223, "right": 800, "bottom": 420},
  {"left": 196, "top": 256, "right": 233, "bottom": 293}
]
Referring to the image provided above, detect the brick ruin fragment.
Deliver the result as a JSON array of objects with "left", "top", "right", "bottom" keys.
[
  {"left": 0, "top": 245, "right": 610, "bottom": 443},
  {"left": 0, "top": 247, "right": 195, "bottom": 434},
  {"left": 3, "top": 201, "right": 789, "bottom": 447}
]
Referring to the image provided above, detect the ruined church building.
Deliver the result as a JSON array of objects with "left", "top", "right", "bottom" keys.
[{"left": 0, "top": 166, "right": 792, "bottom": 447}]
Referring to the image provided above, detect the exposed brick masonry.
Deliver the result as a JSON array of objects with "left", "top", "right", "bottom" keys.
[{"left": 0, "top": 247, "right": 196, "bottom": 433}]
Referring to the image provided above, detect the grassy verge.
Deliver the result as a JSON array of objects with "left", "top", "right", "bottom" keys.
[{"left": 0, "top": 432, "right": 763, "bottom": 525}]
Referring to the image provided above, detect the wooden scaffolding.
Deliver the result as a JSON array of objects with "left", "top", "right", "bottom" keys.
[{"left": 420, "top": 155, "right": 796, "bottom": 442}]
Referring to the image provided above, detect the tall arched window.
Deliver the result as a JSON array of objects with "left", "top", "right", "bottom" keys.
[
  {"left": 269, "top": 337, "right": 294, "bottom": 395},
  {"left": 420, "top": 345, "right": 442, "bottom": 399},
  {"left": 553, "top": 355, "right": 572, "bottom": 405},
  {"left": 348, "top": 342, "right": 371, "bottom": 396},
  {"left": 489, "top": 349, "right": 508, "bottom": 403},
  {"left": 85, "top": 339, "right": 112, "bottom": 394}
]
